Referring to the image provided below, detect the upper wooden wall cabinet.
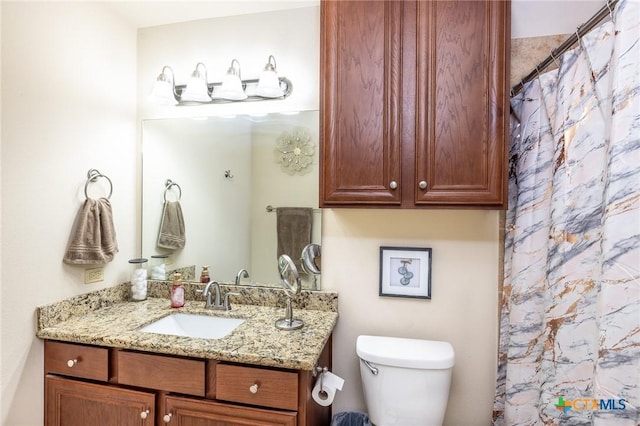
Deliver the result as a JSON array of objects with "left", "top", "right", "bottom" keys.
[{"left": 320, "top": 0, "right": 510, "bottom": 208}]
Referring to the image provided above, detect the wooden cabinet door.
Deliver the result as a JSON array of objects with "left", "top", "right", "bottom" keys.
[
  {"left": 321, "top": 0, "right": 509, "bottom": 208},
  {"left": 45, "top": 375, "right": 154, "bottom": 426},
  {"left": 320, "top": 1, "right": 403, "bottom": 206},
  {"left": 414, "top": 0, "right": 509, "bottom": 207},
  {"left": 164, "top": 396, "right": 297, "bottom": 426}
]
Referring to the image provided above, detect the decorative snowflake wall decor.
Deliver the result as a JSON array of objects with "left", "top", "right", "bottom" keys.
[{"left": 274, "top": 128, "right": 315, "bottom": 175}]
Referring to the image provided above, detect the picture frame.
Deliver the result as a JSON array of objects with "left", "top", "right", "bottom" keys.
[{"left": 379, "top": 246, "right": 432, "bottom": 299}]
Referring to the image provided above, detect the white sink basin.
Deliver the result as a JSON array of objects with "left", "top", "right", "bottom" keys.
[{"left": 139, "top": 313, "right": 245, "bottom": 339}]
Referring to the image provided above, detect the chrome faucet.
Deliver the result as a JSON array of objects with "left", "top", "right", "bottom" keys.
[
  {"left": 201, "top": 281, "right": 223, "bottom": 309},
  {"left": 200, "top": 281, "right": 239, "bottom": 310},
  {"left": 235, "top": 269, "right": 249, "bottom": 286}
]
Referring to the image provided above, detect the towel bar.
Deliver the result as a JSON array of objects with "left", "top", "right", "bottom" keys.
[{"left": 265, "top": 205, "right": 320, "bottom": 213}]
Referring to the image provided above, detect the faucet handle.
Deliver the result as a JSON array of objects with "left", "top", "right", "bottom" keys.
[{"left": 223, "top": 292, "right": 241, "bottom": 310}]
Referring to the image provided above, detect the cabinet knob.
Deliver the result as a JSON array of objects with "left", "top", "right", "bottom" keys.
[
  {"left": 140, "top": 410, "right": 149, "bottom": 420},
  {"left": 418, "top": 180, "right": 428, "bottom": 190},
  {"left": 66, "top": 359, "right": 78, "bottom": 368},
  {"left": 389, "top": 181, "right": 398, "bottom": 190},
  {"left": 249, "top": 383, "right": 259, "bottom": 394},
  {"left": 163, "top": 413, "right": 173, "bottom": 423}
]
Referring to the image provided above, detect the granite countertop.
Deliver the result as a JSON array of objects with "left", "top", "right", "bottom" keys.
[{"left": 36, "top": 283, "right": 338, "bottom": 371}]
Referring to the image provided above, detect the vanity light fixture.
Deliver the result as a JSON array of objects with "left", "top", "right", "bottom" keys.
[
  {"left": 217, "top": 59, "right": 248, "bottom": 101},
  {"left": 180, "top": 62, "right": 212, "bottom": 103},
  {"left": 149, "top": 66, "right": 178, "bottom": 105},
  {"left": 256, "top": 55, "right": 285, "bottom": 98},
  {"left": 150, "top": 55, "right": 293, "bottom": 106}
]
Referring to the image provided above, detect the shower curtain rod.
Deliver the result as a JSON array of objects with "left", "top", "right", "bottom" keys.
[{"left": 511, "top": 0, "right": 618, "bottom": 96}]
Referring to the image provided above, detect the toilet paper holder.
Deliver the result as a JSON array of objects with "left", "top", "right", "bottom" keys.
[{"left": 312, "top": 366, "right": 329, "bottom": 393}]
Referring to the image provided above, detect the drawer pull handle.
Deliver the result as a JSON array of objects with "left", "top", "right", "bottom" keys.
[
  {"left": 390, "top": 181, "right": 398, "bottom": 190},
  {"left": 140, "top": 410, "right": 149, "bottom": 420},
  {"left": 66, "top": 359, "right": 78, "bottom": 368},
  {"left": 163, "top": 413, "right": 173, "bottom": 423},
  {"left": 418, "top": 180, "right": 428, "bottom": 190},
  {"left": 249, "top": 383, "right": 259, "bottom": 394}
]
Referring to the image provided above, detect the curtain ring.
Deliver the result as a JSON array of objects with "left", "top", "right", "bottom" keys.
[
  {"left": 575, "top": 26, "right": 584, "bottom": 48},
  {"left": 606, "top": 0, "right": 615, "bottom": 23},
  {"left": 550, "top": 50, "right": 560, "bottom": 68}
]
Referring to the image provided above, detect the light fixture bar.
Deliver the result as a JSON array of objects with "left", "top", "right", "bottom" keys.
[{"left": 174, "top": 76, "right": 293, "bottom": 106}]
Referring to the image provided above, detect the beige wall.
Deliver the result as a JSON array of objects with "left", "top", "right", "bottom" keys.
[
  {"left": 322, "top": 209, "right": 501, "bottom": 425},
  {"left": 0, "top": 3, "right": 138, "bottom": 424}
]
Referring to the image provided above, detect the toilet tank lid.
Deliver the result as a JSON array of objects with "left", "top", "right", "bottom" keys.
[{"left": 356, "top": 335, "right": 455, "bottom": 369}]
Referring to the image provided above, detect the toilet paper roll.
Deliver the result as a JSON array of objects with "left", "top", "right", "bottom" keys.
[
  {"left": 312, "top": 371, "right": 344, "bottom": 406},
  {"left": 312, "top": 380, "right": 335, "bottom": 406}
]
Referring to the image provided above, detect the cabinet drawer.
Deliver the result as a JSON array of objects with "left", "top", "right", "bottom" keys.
[
  {"left": 44, "top": 341, "right": 109, "bottom": 382},
  {"left": 117, "top": 351, "right": 205, "bottom": 396},
  {"left": 216, "top": 364, "right": 298, "bottom": 411}
]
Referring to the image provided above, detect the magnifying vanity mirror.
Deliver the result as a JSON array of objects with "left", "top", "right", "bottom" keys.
[
  {"left": 141, "top": 110, "right": 321, "bottom": 290},
  {"left": 275, "top": 254, "right": 304, "bottom": 330}
]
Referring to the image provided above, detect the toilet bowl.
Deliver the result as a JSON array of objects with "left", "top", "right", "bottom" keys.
[{"left": 356, "top": 335, "right": 455, "bottom": 426}]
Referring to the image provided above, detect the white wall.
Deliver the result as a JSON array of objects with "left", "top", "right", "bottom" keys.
[
  {"left": 137, "top": 7, "right": 320, "bottom": 120},
  {"left": 0, "top": 2, "right": 138, "bottom": 424}
]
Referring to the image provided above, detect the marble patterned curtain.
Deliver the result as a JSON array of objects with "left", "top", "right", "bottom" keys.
[{"left": 494, "top": 1, "right": 639, "bottom": 425}]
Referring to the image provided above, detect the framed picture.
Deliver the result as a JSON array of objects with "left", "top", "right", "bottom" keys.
[{"left": 379, "top": 246, "right": 432, "bottom": 299}]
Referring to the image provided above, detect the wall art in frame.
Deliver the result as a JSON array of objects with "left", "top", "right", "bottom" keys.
[{"left": 379, "top": 246, "right": 432, "bottom": 299}]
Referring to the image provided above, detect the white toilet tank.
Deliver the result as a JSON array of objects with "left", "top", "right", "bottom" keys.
[{"left": 356, "top": 335, "right": 455, "bottom": 426}]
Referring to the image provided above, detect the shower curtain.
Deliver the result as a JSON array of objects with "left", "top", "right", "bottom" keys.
[{"left": 494, "top": 1, "right": 639, "bottom": 425}]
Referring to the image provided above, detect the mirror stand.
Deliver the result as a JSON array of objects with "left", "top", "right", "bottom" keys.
[{"left": 275, "top": 297, "right": 304, "bottom": 330}]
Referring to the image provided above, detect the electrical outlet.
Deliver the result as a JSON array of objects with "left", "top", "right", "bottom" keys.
[{"left": 85, "top": 267, "right": 104, "bottom": 284}]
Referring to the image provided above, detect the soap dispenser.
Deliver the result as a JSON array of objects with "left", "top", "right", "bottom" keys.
[
  {"left": 200, "top": 266, "right": 210, "bottom": 283},
  {"left": 170, "top": 272, "right": 185, "bottom": 308}
]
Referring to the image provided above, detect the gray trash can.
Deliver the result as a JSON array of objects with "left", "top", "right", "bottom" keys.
[{"left": 331, "top": 412, "right": 372, "bottom": 426}]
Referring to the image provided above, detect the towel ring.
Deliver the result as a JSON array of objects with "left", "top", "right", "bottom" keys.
[
  {"left": 164, "top": 179, "right": 182, "bottom": 202},
  {"left": 84, "top": 169, "right": 113, "bottom": 199}
]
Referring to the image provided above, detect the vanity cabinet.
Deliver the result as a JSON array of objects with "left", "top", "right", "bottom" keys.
[
  {"left": 163, "top": 396, "right": 297, "bottom": 426},
  {"left": 44, "top": 339, "right": 332, "bottom": 426},
  {"left": 46, "top": 376, "right": 155, "bottom": 426},
  {"left": 320, "top": 0, "right": 510, "bottom": 208}
]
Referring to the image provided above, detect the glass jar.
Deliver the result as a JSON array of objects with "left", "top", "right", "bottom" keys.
[
  {"left": 129, "top": 258, "right": 148, "bottom": 301},
  {"left": 150, "top": 255, "right": 169, "bottom": 280}
]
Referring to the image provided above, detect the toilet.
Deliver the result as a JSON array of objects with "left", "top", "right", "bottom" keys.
[{"left": 356, "top": 335, "right": 455, "bottom": 426}]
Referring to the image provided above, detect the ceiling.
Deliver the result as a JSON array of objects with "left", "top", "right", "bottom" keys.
[{"left": 108, "top": 0, "right": 607, "bottom": 39}]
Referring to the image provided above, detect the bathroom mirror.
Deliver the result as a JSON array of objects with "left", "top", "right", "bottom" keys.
[{"left": 141, "top": 110, "right": 321, "bottom": 289}]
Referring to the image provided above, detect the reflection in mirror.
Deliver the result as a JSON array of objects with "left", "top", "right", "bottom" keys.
[
  {"left": 301, "top": 243, "right": 321, "bottom": 275},
  {"left": 142, "top": 110, "right": 321, "bottom": 290}
]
